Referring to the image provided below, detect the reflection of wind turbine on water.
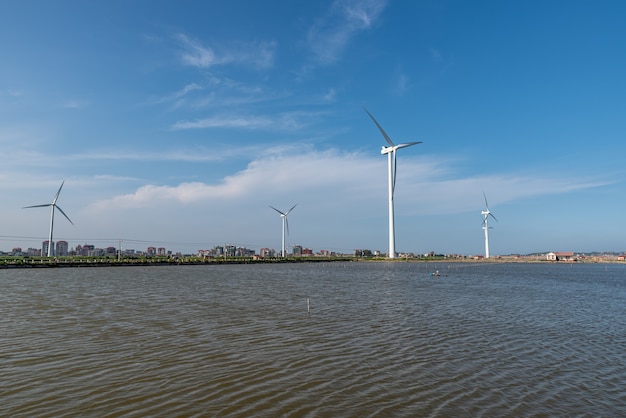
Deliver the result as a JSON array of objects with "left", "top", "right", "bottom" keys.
[
  {"left": 481, "top": 192, "right": 498, "bottom": 259},
  {"left": 269, "top": 204, "right": 296, "bottom": 257},
  {"left": 364, "top": 107, "right": 422, "bottom": 259},
  {"left": 23, "top": 181, "right": 74, "bottom": 257}
]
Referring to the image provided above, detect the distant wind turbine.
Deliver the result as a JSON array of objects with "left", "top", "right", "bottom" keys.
[
  {"left": 481, "top": 192, "right": 498, "bottom": 259},
  {"left": 23, "top": 181, "right": 74, "bottom": 257},
  {"left": 269, "top": 204, "right": 297, "bottom": 257},
  {"left": 364, "top": 107, "right": 422, "bottom": 259}
]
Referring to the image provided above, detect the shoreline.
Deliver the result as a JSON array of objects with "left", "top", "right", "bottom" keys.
[{"left": 1, "top": 256, "right": 623, "bottom": 269}]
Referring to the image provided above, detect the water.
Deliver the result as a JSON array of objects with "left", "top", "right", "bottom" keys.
[{"left": 1, "top": 262, "right": 625, "bottom": 417}]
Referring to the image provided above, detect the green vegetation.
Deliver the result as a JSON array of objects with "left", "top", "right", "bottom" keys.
[
  {"left": 3, "top": 253, "right": 622, "bottom": 268},
  {"left": 0, "top": 254, "right": 357, "bottom": 268}
]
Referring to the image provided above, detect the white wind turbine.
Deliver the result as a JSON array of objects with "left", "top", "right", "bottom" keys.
[
  {"left": 364, "top": 108, "right": 422, "bottom": 259},
  {"left": 23, "top": 181, "right": 74, "bottom": 257},
  {"left": 269, "top": 204, "right": 297, "bottom": 257},
  {"left": 481, "top": 192, "right": 498, "bottom": 259}
]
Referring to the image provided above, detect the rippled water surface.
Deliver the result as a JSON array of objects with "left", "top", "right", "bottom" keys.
[{"left": 1, "top": 262, "right": 625, "bottom": 417}]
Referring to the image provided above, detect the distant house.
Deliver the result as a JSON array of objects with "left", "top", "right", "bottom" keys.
[
  {"left": 546, "top": 252, "right": 576, "bottom": 261},
  {"left": 618, "top": 255, "right": 626, "bottom": 262}
]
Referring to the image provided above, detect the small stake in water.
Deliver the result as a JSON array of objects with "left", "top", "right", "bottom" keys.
[{"left": 307, "top": 298, "right": 310, "bottom": 315}]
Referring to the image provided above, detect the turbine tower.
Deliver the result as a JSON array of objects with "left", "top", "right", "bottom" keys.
[
  {"left": 269, "top": 204, "right": 296, "bottom": 257},
  {"left": 481, "top": 192, "right": 498, "bottom": 259},
  {"left": 364, "top": 108, "right": 421, "bottom": 259},
  {"left": 23, "top": 181, "right": 74, "bottom": 257}
]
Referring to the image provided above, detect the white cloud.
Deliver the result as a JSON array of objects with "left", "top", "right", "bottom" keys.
[
  {"left": 89, "top": 149, "right": 376, "bottom": 210},
  {"left": 323, "top": 88, "right": 337, "bottom": 102},
  {"left": 394, "top": 73, "right": 409, "bottom": 96},
  {"left": 176, "top": 34, "right": 216, "bottom": 67},
  {"left": 308, "top": 0, "right": 387, "bottom": 64},
  {"left": 175, "top": 34, "right": 276, "bottom": 69},
  {"left": 89, "top": 148, "right": 611, "bottom": 216},
  {"left": 5, "top": 147, "right": 616, "bottom": 254},
  {"left": 172, "top": 115, "right": 273, "bottom": 130},
  {"left": 430, "top": 47, "right": 442, "bottom": 61},
  {"left": 61, "top": 99, "right": 90, "bottom": 109},
  {"left": 8, "top": 89, "right": 24, "bottom": 98},
  {"left": 152, "top": 83, "right": 203, "bottom": 106},
  {"left": 171, "top": 111, "right": 321, "bottom": 131}
]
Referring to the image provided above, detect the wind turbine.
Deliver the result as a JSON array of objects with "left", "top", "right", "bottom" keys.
[
  {"left": 269, "top": 204, "right": 296, "bottom": 257},
  {"left": 481, "top": 192, "right": 498, "bottom": 259},
  {"left": 23, "top": 181, "right": 74, "bottom": 257},
  {"left": 364, "top": 107, "right": 422, "bottom": 259}
]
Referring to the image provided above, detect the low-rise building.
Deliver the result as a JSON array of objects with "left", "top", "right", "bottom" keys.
[{"left": 546, "top": 252, "right": 576, "bottom": 261}]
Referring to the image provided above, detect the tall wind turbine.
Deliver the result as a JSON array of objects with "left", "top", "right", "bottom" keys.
[
  {"left": 23, "top": 181, "right": 74, "bottom": 257},
  {"left": 481, "top": 192, "right": 498, "bottom": 259},
  {"left": 364, "top": 108, "right": 421, "bottom": 259},
  {"left": 269, "top": 204, "right": 296, "bottom": 257}
]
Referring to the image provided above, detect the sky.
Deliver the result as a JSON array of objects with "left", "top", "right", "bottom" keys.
[{"left": 1, "top": 0, "right": 625, "bottom": 256}]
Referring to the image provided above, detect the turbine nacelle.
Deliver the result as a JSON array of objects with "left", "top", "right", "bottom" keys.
[
  {"left": 381, "top": 142, "right": 421, "bottom": 155},
  {"left": 270, "top": 204, "right": 297, "bottom": 218}
]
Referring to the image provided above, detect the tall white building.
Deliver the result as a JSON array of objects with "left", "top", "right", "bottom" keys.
[
  {"left": 56, "top": 240, "right": 69, "bottom": 256},
  {"left": 42, "top": 240, "right": 53, "bottom": 256}
]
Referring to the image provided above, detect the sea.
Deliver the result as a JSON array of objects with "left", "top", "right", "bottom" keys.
[{"left": 1, "top": 261, "right": 625, "bottom": 417}]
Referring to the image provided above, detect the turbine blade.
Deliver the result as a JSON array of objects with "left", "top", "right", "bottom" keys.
[
  {"left": 396, "top": 141, "right": 422, "bottom": 149},
  {"left": 52, "top": 181, "right": 65, "bottom": 204},
  {"left": 269, "top": 205, "right": 285, "bottom": 215},
  {"left": 392, "top": 150, "right": 397, "bottom": 194},
  {"left": 22, "top": 204, "right": 52, "bottom": 209},
  {"left": 363, "top": 107, "right": 395, "bottom": 147},
  {"left": 285, "top": 217, "right": 290, "bottom": 236},
  {"left": 55, "top": 205, "right": 74, "bottom": 225},
  {"left": 483, "top": 192, "right": 489, "bottom": 210},
  {"left": 286, "top": 204, "right": 297, "bottom": 215},
  {"left": 490, "top": 212, "right": 498, "bottom": 222}
]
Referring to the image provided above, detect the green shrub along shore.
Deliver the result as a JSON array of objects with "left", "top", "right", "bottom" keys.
[
  {"left": 1, "top": 253, "right": 622, "bottom": 268},
  {"left": 0, "top": 255, "right": 360, "bottom": 268}
]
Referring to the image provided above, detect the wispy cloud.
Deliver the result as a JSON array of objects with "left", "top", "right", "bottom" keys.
[
  {"left": 6, "top": 89, "right": 24, "bottom": 98},
  {"left": 146, "top": 74, "right": 285, "bottom": 112},
  {"left": 323, "top": 88, "right": 337, "bottom": 102},
  {"left": 171, "top": 111, "right": 320, "bottom": 131},
  {"left": 172, "top": 115, "right": 274, "bottom": 130},
  {"left": 60, "top": 99, "right": 90, "bottom": 109},
  {"left": 93, "top": 174, "right": 144, "bottom": 182},
  {"left": 175, "top": 33, "right": 276, "bottom": 69},
  {"left": 66, "top": 146, "right": 265, "bottom": 163},
  {"left": 430, "top": 47, "right": 442, "bottom": 61},
  {"left": 307, "top": 0, "right": 387, "bottom": 64},
  {"left": 394, "top": 72, "right": 410, "bottom": 96},
  {"left": 0, "top": 145, "right": 268, "bottom": 177},
  {"left": 176, "top": 34, "right": 216, "bottom": 67},
  {"left": 162, "top": 83, "right": 202, "bottom": 103}
]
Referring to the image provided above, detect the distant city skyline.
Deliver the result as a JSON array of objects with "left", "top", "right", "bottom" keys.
[
  {"left": 2, "top": 238, "right": 625, "bottom": 259},
  {"left": 1, "top": 1, "right": 625, "bottom": 256}
]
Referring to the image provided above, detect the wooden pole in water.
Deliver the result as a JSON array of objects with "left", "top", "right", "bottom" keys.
[{"left": 307, "top": 298, "right": 310, "bottom": 314}]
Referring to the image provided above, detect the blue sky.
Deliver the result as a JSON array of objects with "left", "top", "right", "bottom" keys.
[{"left": 1, "top": 0, "right": 625, "bottom": 256}]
